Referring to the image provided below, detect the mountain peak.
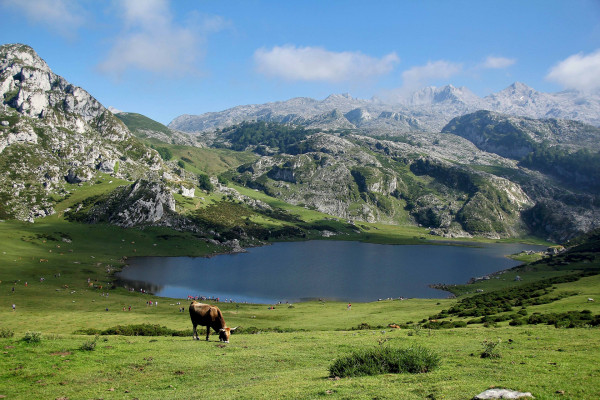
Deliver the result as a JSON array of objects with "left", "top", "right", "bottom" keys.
[
  {"left": 403, "top": 84, "right": 480, "bottom": 107},
  {"left": 324, "top": 93, "right": 353, "bottom": 102},
  {"left": 502, "top": 82, "right": 537, "bottom": 95},
  {"left": 0, "top": 43, "right": 50, "bottom": 72}
]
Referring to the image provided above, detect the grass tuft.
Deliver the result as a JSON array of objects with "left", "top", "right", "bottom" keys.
[
  {"left": 329, "top": 345, "right": 441, "bottom": 377},
  {"left": 79, "top": 335, "right": 99, "bottom": 351},
  {"left": 480, "top": 339, "right": 501, "bottom": 358},
  {"left": 0, "top": 327, "right": 15, "bottom": 338}
]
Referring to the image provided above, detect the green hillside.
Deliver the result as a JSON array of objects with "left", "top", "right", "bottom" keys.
[{"left": 115, "top": 112, "right": 171, "bottom": 135}]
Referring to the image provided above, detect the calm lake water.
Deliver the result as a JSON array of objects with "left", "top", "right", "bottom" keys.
[{"left": 117, "top": 240, "right": 545, "bottom": 303}]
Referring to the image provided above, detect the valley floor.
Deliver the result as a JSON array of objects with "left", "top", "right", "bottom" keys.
[{"left": 0, "top": 218, "right": 598, "bottom": 399}]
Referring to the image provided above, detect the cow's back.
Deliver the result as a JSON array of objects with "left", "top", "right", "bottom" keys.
[{"left": 189, "top": 302, "right": 221, "bottom": 327}]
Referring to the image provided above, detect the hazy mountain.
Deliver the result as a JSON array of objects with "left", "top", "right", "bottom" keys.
[{"left": 170, "top": 83, "right": 600, "bottom": 135}]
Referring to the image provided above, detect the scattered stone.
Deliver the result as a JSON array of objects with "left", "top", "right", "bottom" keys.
[{"left": 473, "top": 389, "right": 533, "bottom": 399}]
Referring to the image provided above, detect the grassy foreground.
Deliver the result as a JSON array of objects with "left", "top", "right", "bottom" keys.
[
  {"left": 0, "top": 215, "right": 599, "bottom": 399},
  {"left": 1, "top": 326, "right": 598, "bottom": 399}
]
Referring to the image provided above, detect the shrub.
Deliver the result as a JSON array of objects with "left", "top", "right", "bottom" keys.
[
  {"left": 329, "top": 346, "right": 441, "bottom": 378},
  {"left": 22, "top": 331, "right": 42, "bottom": 343},
  {"left": 198, "top": 174, "right": 214, "bottom": 192},
  {"left": 0, "top": 327, "right": 14, "bottom": 338},
  {"left": 80, "top": 335, "right": 99, "bottom": 351},
  {"left": 480, "top": 339, "right": 501, "bottom": 358},
  {"left": 353, "top": 322, "right": 372, "bottom": 330},
  {"left": 152, "top": 146, "right": 172, "bottom": 161}
]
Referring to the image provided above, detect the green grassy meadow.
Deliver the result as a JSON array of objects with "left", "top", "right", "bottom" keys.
[{"left": 0, "top": 178, "right": 599, "bottom": 398}]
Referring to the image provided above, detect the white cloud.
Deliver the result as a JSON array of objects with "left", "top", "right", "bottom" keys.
[
  {"left": 546, "top": 49, "right": 600, "bottom": 92},
  {"left": 401, "top": 60, "right": 462, "bottom": 90},
  {"left": 98, "top": 0, "right": 227, "bottom": 78},
  {"left": 254, "top": 45, "right": 399, "bottom": 82},
  {"left": 481, "top": 56, "right": 516, "bottom": 69},
  {"left": 1, "top": 0, "right": 85, "bottom": 38}
]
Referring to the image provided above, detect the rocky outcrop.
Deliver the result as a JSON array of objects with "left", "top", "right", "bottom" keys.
[
  {"left": 70, "top": 179, "right": 176, "bottom": 228},
  {"left": 230, "top": 133, "right": 538, "bottom": 237},
  {"left": 0, "top": 43, "right": 165, "bottom": 221}
]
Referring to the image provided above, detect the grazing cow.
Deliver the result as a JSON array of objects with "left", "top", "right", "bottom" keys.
[{"left": 189, "top": 301, "right": 237, "bottom": 343}]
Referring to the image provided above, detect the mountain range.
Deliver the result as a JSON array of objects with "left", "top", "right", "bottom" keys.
[
  {"left": 169, "top": 83, "right": 600, "bottom": 135},
  {"left": 1, "top": 43, "right": 599, "bottom": 243}
]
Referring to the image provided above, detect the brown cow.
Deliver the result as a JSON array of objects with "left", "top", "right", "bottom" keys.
[{"left": 189, "top": 301, "right": 237, "bottom": 342}]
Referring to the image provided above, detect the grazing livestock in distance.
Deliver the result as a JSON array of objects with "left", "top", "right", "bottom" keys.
[{"left": 189, "top": 301, "right": 237, "bottom": 343}]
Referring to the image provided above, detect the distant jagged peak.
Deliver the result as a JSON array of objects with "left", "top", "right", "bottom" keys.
[
  {"left": 489, "top": 81, "right": 538, "bottom": 99},
  {"left": 403, "top": 84, "right": 481, "bottom": 106},
  {"left": 324, "top": 92, "right": 353, "bottom": 101}
]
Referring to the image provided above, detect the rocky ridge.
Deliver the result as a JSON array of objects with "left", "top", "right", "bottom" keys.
[{"left": 442, "top": 110, "right": 600, "bottom": 159}]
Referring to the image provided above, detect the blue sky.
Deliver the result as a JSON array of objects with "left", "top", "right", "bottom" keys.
[{"left": 1, "top": 0, "right": 599, "bottom": 125}]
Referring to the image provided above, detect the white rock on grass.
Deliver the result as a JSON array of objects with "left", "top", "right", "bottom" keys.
[{"left": 473, "top": 388, "right": 534, "bottom": 399}]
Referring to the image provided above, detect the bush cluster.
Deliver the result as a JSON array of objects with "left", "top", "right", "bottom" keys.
[
  {"left": 436, "top": 274, "right": 586, "bottom": 320},
  {"left": 22, "top": 331, "right": 42, "bottom": 343},
  {"left": 329, "top": 346, "right": 441, "bottom": 378},
  {"left": 527, "top": 310, "right": 600, "bottom": 328},
  {"left": 75, "top": 324, "right": 189, "bottom": 337},
  {"left": 219, "top": 121, "right": 316, "bottom": 154}
]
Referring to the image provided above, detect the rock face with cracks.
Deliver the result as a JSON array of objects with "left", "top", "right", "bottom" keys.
[{"left": 70, "top": 179, "right": 176, "bottom": 228}]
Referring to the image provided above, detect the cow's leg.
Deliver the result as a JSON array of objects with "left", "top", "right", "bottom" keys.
[
  {"left": 192, "top": 323, "right": 198, "bottom": 340},
  {"left": 206, "top": 326, "right": 210, "bottom": 341}
]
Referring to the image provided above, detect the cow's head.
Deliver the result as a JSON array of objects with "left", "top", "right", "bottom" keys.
[{"left": 218, "top": 326, "right": 237, "bottom": 343}]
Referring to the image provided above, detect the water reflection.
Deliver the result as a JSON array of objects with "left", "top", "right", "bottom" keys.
[{"left": 116, "top": 240, "right": 545, "bottom": 303}]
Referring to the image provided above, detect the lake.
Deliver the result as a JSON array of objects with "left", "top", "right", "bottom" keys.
[{"left": 116, "top": 240, "right": 545, "bottom": 303}]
